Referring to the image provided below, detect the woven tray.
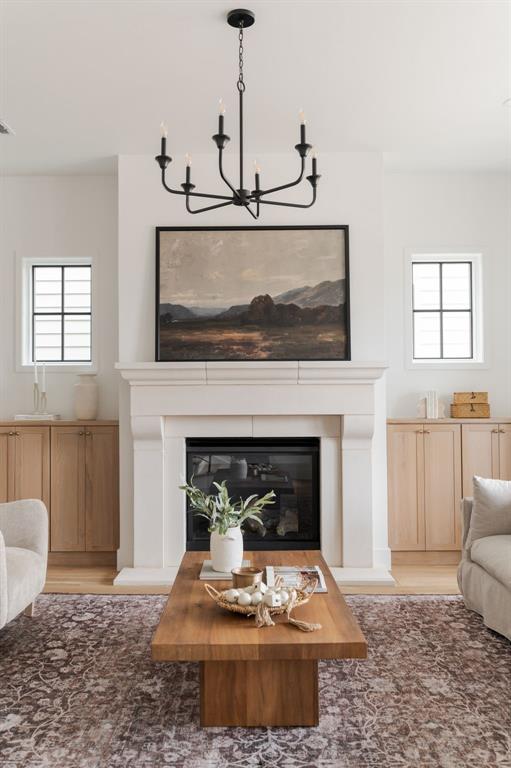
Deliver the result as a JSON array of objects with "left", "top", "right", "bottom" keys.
[{"left": 204, "top": 576, "right": 322, "bottom": 632}]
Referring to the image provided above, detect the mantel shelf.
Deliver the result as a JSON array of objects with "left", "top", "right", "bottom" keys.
[{"left": 116, "top": 361, "right": 388, "bottom": 386}]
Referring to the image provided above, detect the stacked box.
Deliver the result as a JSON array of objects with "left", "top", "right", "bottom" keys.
[{"left": 450, "top": 392, "right": 490, "bottom": 418}]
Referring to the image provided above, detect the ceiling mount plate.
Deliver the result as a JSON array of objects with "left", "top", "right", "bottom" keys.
[{"left": 227, "top": 9, "right": 255, "bottom": 28}]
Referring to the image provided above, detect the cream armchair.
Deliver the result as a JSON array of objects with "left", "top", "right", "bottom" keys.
[{"left": 0, "top": 499, "right": 48, "bottom": 630}]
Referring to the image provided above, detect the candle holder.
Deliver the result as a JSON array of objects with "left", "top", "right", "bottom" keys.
[
  {"left": 40, "top": 391, "right": 48, "bottom": 415},
  {"left": 33, "top": 382, "right": 40, "bottom": 414}
]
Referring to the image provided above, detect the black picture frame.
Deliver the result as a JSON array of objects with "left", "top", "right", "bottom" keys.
[{"left": 155, "top": 225, "right": 350, "bottom": 362}]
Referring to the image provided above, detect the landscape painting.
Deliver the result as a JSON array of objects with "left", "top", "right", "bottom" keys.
[{"left": 155, "top": 226, "right": 350, "bottom": 361}]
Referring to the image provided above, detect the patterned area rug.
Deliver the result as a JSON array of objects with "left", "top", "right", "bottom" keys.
[{"left": 0, "top": 595, "right": 510, "bottom": 768}]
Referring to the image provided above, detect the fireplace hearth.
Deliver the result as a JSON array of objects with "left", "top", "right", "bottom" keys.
[{"left": 186, "top": 437, "right": 320, "bottom": 550}]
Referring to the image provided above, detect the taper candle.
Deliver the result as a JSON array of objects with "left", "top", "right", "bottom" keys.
[
  {"left": 185, "top": 153, "right": 192, "bottom": 184},
  {"left": 299, "top": 109, "right": 306, "bottom": 144},
  {"left": 218, "top": 98, "right": 225, "bottom": 134},
  {"left": 160, "top": 122, "right": 168, "bottom": 156}
]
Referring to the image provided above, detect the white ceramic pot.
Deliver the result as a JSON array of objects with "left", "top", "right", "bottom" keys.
[
  {"left": 74, "top": 374, "right": 99, "bottom": 420},
  {"left": 210, "top": 526, "right": 243, "bottom": 573}
]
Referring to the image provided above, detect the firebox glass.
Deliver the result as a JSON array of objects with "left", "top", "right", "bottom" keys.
[{"left": 185, "top": 438, "right": 320, "bottom": 550}]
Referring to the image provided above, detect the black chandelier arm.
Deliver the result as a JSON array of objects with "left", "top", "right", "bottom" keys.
[
  {"left": 185, "top": 197, "right": 234, "bottom": 215},
  {"left": 242, "top": 202, "right": 258, "bottom": 220},
  {"left": 161, "top": 170, "right": 233, "bottom": 202},
  {"left": 257, "top": 187, "right": 317, "bottom": 209},
  {"left": 256, "top": 157, "right": 306, "bottom": 198},
  {"left": 218, "top": 149, "right": 242, "bottom": 201}
]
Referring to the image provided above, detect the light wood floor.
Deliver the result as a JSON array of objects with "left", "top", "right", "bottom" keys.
[{"left": 44, "top": 565, "right": 460, "bottom": 595}]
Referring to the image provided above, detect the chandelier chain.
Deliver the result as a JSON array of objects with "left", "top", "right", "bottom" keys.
[{"left": 237, "top": 24, "right": 245, "bottom": 92}]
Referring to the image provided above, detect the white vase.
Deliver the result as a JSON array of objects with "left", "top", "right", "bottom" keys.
[
  {"left": 74, "top": 374, "right": 98, "bottom": 420},
  {"left": 210, "top": 526, "right": 243, "bottom": 573}
]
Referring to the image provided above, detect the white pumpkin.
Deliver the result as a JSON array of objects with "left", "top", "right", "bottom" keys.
[
  {"left": 250, "top": 591, "right": 263, "bottom": 606},
  {"left": 224, "top": 589, "right": 239, "bottom": 603},
  {"left": 278, "top": 590, "right": 290, "bottom": 605},
  {"left": 237, "top": 591, "right": 252, "bottom": 607}
]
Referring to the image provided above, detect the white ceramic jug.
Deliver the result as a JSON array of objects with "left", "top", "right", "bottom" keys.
[{"left": 74, "top": 374, "right": 98, "bottom": 420}]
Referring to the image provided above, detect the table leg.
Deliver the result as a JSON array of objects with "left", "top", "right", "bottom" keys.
[{"left": 200, "top": 659, "right": 319, "bottom": 727}]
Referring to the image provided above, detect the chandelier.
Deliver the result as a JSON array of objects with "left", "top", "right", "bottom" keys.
[{"left": 155, "top": 8, "right": 320, "bottom": 217}]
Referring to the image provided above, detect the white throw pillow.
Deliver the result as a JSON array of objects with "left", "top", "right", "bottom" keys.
[{"left": 469, "top": 476, "right": 511, "bottom": 545}]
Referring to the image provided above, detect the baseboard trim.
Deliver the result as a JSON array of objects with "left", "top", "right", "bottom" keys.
[
  {"left": 392, "top": 551, "right": 461, "bottom": 566},
  {"left": 114, "top": 567, "right": 178, "bottom": 586},
  {"left": 331, "top": 567, "right": 395, "bottom": 586},
  {"left": 114, "top": 565, "right": 395, "bottom": 588},
  {"left": 49, "top": 552, "right": 117, "bottom": 567}
]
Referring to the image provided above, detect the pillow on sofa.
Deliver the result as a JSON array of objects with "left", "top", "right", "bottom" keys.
[{"left": 469, "top": 476, "right": 511, "bottom": 545}]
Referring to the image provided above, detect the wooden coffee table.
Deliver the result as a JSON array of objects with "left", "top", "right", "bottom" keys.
[{"left": 152, "top": 551, "right": 367, "bottom": 727}]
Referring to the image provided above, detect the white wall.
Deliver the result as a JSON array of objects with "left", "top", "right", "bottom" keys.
[
  {"left": 384, "top": 171, "right": 511, "bottom": 417},
  {"left": 117, "top": 152, "right": 386, "bottom": 567},
  {"left": 0, "top": 176, "right": 119, "bottom": 419}
]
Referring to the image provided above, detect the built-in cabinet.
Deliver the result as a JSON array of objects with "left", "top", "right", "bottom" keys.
[
  {"left": 461, "top": 423, "right": 511, "bottom": 496},
  {"left": 388, "top": 418, "right": 511, "bottom": 563},
  {"left": 0, "top": 426, "right": 50, "bottom": 508},
  {"left": 388, "top": 423, "right": 461, "bottom": 552},
  {"left": 0, "top": 421, "right": 118, "bottom": 561}
]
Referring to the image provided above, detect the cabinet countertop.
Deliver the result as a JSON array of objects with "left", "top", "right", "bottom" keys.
[
  {"left": 388, "top": 417, "right": 511, "bottom": 424},
  {"left": 0, "top": 420, "right": 118, "bottom": 427}
]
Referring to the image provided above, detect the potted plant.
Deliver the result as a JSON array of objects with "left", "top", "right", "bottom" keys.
[{"left": 180, "top": 479, "right": 276, "bottom": 572}]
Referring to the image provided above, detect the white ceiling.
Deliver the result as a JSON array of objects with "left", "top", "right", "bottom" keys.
[{"left": 0, "top": 0, "right": 510, "bottom": 174}]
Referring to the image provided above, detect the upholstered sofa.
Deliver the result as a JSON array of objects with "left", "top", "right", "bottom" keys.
[
  {"left": 458, "top": 478, "right": 511, "bottom": 641},
  {"left": 0, "top": 499, "right": 48, "bottom": 630}
]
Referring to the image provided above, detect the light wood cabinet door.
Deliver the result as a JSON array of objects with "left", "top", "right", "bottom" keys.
[
  {"left": 50, "top": 427, "right": 86, "bottom": 551},
  {"left": 12, "top": 427, "right": 50, "bottom": 510},
  {"left": 387, "top": 425, "right": 425, "bottom": 550},
  {"left": 0, "top": 430, "right": 11, "bottom": 503},
  {"left": 85, "top": 426, "right": 119, "bottom": 551},
  {"left": 498, "top": 426, "right": 511, "bottom": 480},
  {"left": 461, "top": 424, "right": 499, "bottom": 497},
  {"left": 424, "top": 424, "right": 462, "bottom": 550}
]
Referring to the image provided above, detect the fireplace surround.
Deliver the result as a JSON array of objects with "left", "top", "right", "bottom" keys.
[{"left": 114, "top": 360, "right": 393, "bottom": 586}]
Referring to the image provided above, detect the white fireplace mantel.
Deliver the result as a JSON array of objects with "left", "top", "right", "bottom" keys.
[{"left": 115, "top": 361, "right": 393, "bottom": 587}]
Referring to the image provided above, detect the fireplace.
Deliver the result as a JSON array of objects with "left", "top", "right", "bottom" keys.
[{"left": 186, "top": 437, "right": 320, "bottom": 550}]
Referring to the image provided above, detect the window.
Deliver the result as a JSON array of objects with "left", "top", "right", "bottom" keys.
[
  {"left": 410, "top": 254, "right": 482, "bottom": 364},
  {"left": 31, "top": 265, "right": 92, "bottom": 363}
]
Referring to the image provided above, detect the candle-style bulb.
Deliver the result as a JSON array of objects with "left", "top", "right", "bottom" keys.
[
  {"left": 185, "top": 153, "right": 192, "bottom": 167},
  {"left": 311, "top": 147, "right": 317, "bottom": 159},
  {"left": 218, "top": 98, "right": 226, "bottom": 116},
  {"left": 254, "top": 159, "right": 261, "bottom": 174},
  {"left": 160, "top": 121, "right": 168, "bottom": 138},
  {"left": 299, "top": 109, "right": 306, "bottom": 125}
]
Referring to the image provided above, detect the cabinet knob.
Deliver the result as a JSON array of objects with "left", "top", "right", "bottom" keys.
[
  {"left": 78, "top": 431, "right": 84, "bottom": 436},
  {"left": 85, "top": 431, "right": 92, "bottom": 436},
  {"left": 15, "top": 431, "right": 20, "bottom": 436},
  {"left": 500, "top": 429, "right": 506, "bottom": 434},
  {"left": 492, "top": 429, "right": 499, "bottom": 433},
  {"left": 423, "top": 429, "right": 430, "bottom": 434},
  {"left": 8, "top": 431, "right": 14, "bottom": 436}
]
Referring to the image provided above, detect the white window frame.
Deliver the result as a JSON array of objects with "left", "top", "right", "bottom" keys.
[
  {"left": 16, "top": 255, "right": 98, "bottom": 373},
  {"left": 405, "top": 250, "right": 486, "bottom": 370}
]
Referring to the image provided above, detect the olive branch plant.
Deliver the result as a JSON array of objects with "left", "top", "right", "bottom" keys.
[{"left": 180, "top": 477, "right": 276, "bottom": 537}]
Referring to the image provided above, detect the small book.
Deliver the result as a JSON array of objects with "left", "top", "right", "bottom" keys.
[
  {"left": 199, "top": 559, "right": 251, "bottom": 580},
  {"left": 265, "top": 565, "right": 327, "bottom": 593}
]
